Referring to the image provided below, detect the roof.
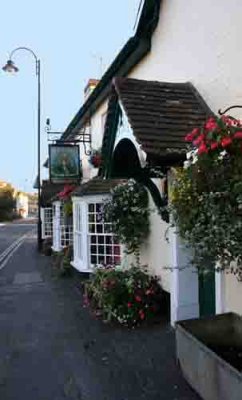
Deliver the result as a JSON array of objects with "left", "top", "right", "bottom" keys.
[
  {"left": 61, "top": 0, "right": 161, "bottom": 140},
  {"left": 40, "top": 180, "right": 65, "bottom": 207},
  {"left": 101, "top": 77, "right": 212, "bottom": 171},
  {"left": 72, "top": 178, "right": 126, "bottom": 197}
]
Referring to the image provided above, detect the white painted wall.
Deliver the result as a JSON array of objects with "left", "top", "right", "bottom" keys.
[
  {"left": 223, "top": 272, "right": 242, "bottom": 315},
  {"left": 138, "top": 179, "right": 171, "bottom": 292},
  {"left": 81, "top": 100, "right": 108, "bottom": 182},
  {"left": 129, "top": 0, "right": 242, "bottom": 319},
  {"left": 130, "top": 0, "right": 242, "bottom": 118},
  {"left": 169, "top": 227, "right": 199, "bottom": 325}
]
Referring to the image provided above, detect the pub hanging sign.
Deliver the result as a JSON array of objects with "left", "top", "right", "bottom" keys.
[{"left": 49, "top": 144, "right": 81, "bottom": 183}]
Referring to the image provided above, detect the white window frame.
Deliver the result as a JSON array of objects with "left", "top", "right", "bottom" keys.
[
  {"left": 52, "top": 200, "right": 62, "bottom": 252},
  {"left": 72, "top": 195, "right": 123, "bottom": 273},
  {"left": 41, "top": 207, "right": 53, "bottom": 239},
  {"left": 52, "top": 200, "right": 73, "bottom": 251}
]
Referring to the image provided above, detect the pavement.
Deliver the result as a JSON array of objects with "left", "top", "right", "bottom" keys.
[{"left": 0, "top": 230, "right": 201, "bottom": 399}]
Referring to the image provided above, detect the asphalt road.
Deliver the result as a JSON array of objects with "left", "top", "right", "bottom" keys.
[
  {"left": 0, "top": 220, "right": 36, "bottom": 258},
  {"left": 0, "top": 220, "right": 201, "bottom": 400}
]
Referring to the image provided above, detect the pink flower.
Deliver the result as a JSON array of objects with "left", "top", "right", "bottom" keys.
[
  {"left": 185, "top": 128, "right": 200, "bottom": 142},
  {"left": 234, "top": 131, "right": 242, "bottom": 139},
  {"left": 221, "top": 115, "right": 239, "bottom": 127},
  {"left": 198, "top": 143, "right": 208, "bottom": 155},
  {"left": 135, "top": 295, "right": 142, "bottom": 303},
  {"left": 127, "top": 302, "right": 132, "bottom": 308},
  {"left": 205, "top": 118, "right": 217, "bottom": 131},
  {"left": 139, "top": 310, "right": 145, "bottom": 320},
  {"left": 221, "top": 137, "right": 232, "bottom": 147}
]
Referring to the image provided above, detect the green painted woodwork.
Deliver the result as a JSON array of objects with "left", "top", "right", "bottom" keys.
[{"left": 199, "top": 271, "right": 215, "bottom": 317}]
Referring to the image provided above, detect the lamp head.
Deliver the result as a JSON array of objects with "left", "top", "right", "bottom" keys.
[{"left": 2, "top": 59, "right": 19, "bottom": 73}]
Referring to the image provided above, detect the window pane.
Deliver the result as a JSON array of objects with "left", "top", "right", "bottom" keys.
[
  {"left": 98, "top": 236, "right": 104, "bottom": 244},
  {"left": 91, "top": 245, "right": 96, "bottom": 254},
  {"left": 98, "top": 255, "right": 105, "bottom": 264},
  {"left": 91, "top": 235, "right": 97, "bottom": 244},
  {"left": 89, "top": 213, "right": 95, "bottom": 223},
  {"left": 98, "top": 245, "right": 104, "bottom": 255},
  {"left": 91, "top": 255, "right": 97, "bottom": 264},
  {"left": 89, "top": 204, "right": 94, "bottom": 213},
  {"left": 87, "top": 201, "right": 121, "bottom": 267},
  {"left": 106, "top": 236, "right": 112, "bottom": 245},
  {"left": 96, "top": 224, "right": 103, "bottom": 234},
  {"left": 89, "top": 224, "right": 95, "bottom": 233},
  {"left": 96, "top": 203, "right": 102, "bottom": 213},
  {"left": 106, "top": 246, "right": 112, "bottom": 255}
]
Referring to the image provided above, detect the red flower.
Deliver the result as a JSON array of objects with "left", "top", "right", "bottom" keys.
[
  {"left": 234, "top": 131, "right": 242, "bottom": 139},
  {"left": 205, "top": 118, "right": 217, "bottom": 131},
  {"left": 139, "top": 310, "right": 145, "bottom": 320},
  {"left": 135, "top": 295, "right": 142, "bottom": 303},
  {"left": 127, "top": 302, "right": 132, "bottom": 308},
  {"left": 90, "top": 154, "right": 102, "bottom": 168},
  {"left": 185, "top": 128, "right": 200, "bottom": 142},
  {"left": 58, "top": 184, "right": 76, "bottom": 200},
  {"left": 193, "top": 134, "right": 205, "bottom": 146},
  {"left": 221, "top": 137, "right": 232, "bottom": 147},
  {"left": 198, "top": 143, "right": 208, "bottom": 155},
  {"left": 210, "top": 142, "right": 219, "bottom": 150}
]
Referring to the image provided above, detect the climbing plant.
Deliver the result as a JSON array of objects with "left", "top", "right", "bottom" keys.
[{"left": 103, "top": 179, "right": 150, "bottom": 259}]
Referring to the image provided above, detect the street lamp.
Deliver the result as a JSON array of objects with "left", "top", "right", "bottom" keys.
[{"left": 2, "top": 47, "right": 42, "bottom": 251}]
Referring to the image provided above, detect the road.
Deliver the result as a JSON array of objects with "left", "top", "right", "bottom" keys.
[
  {"left": 0, "top": 220, "right": 36, "bottom": 270},
  {"left": 0, "top": 219, "right": 200, "bottom": 400}
]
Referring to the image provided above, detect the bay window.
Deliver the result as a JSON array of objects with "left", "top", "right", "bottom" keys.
[{"left": 72, "top": 195, "right": 121, "bottom": 272}]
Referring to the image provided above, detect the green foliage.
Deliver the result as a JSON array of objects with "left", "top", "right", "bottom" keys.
[
  {"left": 63, "top": 200, "right": 73, "bottom": 217},
  {"left": 0, "top": 184, "right": 16, "bottom": 221},
  {"left": 103, "top": 179, "right": 150, "bottom": 257},
  {"left": 170, "top": 115, "right": 242, "bottom": 278},
  {"left": 84, "top": 265, "right": 164, "bottom": 326}
]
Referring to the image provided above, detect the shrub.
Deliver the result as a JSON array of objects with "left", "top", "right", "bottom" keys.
[{"left": 84, "top": 265, "right": 164, "bottom": 326}]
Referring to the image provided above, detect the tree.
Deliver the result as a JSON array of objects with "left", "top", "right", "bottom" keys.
[{"left": 0, "top": 184, "right": 16, "bottom": 221}]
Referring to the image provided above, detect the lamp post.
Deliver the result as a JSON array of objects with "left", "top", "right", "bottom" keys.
[{"left": 2, "top": 47, "right": 42, "bottom": 251}]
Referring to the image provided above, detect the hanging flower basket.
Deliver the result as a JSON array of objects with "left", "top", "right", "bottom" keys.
[
  {"left": 89, "top": 150, "right": 102, "bottom": 168},
  {"left": 170, "top": 114, "right": 242, "bottom": 277}
]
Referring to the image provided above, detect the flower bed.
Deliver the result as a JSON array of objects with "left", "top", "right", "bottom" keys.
[{"left": 84, "top": 265, "right": 164, "bottom": 327}]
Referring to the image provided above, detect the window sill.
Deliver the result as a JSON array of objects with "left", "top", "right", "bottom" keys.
[{"left": 71, "top": 260, "right": 93, "bottom": 273}]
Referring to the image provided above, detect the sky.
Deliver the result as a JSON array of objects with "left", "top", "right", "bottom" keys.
[{"left": 0, "top": 0, "right": 141, "bottom": 192}]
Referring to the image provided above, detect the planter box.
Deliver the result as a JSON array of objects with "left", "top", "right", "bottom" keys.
[{"left": 176, "top": 313, "right": 242, "bottom": 400}]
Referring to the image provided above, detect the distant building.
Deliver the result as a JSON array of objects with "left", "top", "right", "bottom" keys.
[
  {"left": 28, "top": 193, "right": 38, "bottom": 217},
  {"left": 16, "top": 192, "right": 28, "bottom": 218}
]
